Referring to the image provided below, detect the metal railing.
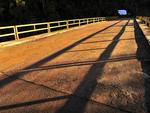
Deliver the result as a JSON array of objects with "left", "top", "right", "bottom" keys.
[
  {"left": 0, "top": 17, "right": 106, "bottom": 41},
  {"left": 137, "top": 16, "right": 150, "bottom": 26}
]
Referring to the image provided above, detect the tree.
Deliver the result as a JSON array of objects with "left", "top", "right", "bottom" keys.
[{"left": 0, "top": 0, "right": 144, "bottom": 25}]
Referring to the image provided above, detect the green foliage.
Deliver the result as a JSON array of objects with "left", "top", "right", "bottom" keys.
[
  {"left": 16, "top": 0, "right": 25, "bottom": 7},
  {"left": 0, "top": 0, "right": 142, "bottom": 25}
]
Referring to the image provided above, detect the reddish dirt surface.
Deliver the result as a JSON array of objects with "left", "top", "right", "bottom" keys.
[{"left": 0, "top": 19, "right": 148, "bottom": 113}]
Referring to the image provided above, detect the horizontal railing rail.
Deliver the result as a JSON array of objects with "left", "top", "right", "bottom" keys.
[{"left": 0, "top": 17, "right": 107, "bottom": 42}]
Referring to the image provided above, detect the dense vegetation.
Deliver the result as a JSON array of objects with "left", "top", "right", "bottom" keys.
[{"left": 0, "top": 0, "right": 149, "bottom": 26}]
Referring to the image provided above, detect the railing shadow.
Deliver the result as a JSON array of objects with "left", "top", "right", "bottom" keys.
[
  {"left": 55, "top": 20, "right": 130, "bottom": 113},
  {"left": 18, "top": 55, "right": 136, "bottom": 73},
  {"left": 0, "top": 21, "right": 122, "bottom": 89},
  {"left": 81, "top": 38, "right": 135, "bottom": 44},
  {"left": 67, "top": 48, "right": 106, "bottom": 53},
  {"left": 0, "top": 95, "right": 71, "bottom": 111},
  {"left": 134, "top": 19, "right": 150, "bottom": 113}
]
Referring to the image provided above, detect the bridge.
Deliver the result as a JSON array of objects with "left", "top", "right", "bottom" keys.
[{"left": 0, "top": 17, "right": 150, "bottom": 113}]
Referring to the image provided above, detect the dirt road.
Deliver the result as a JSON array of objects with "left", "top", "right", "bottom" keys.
[{"left": 0, "top": 19, "right": 149, "bottom": 113}]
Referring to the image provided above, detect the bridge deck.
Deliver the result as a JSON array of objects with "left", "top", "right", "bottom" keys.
[{"left": 0, "top": 19, "right": 149, "bottom": 113}]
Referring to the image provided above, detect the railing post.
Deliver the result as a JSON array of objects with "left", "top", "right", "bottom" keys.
[
  {"left": 14, "top": 26, "right": 19, "bottom": 40},
  {"left": 66, "top": 21, "right": 69, "bottom": 29},
  {"left": 99, "top": 18, "right": 101, "bottom": 22},
  {"left": 58, "top": 22, "right": 61, "bottom": 27},
  {"left": 87, "top": 19, "right": 89, "bottom": 24},
  {"left": 47, "top": 23, "right": 50, "bottom": 33},
  {"left": 93, "top": 18, "right": 95, "bottom": 23},
  {"left": 79, "top": 19, "right": 81, "bottom": 26},
  {"left": 74, "top": 20, "right": 76, "bottom": 25},
  {"left": 33, "top": 25, "right": 36, "bottom": 30}
]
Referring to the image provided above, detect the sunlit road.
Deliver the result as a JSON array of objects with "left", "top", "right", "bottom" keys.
[{"left": 0, "top": 19, "right": 149, "bottom": 113}]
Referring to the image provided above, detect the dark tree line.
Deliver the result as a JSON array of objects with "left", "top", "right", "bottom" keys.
[{"left": 0, "top": 0, "right": 149, "bottom": 26}]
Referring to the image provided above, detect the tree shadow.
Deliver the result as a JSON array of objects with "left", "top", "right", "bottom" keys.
[
  {"left": 134, "top": 19, "right": 150, "bottom": 113},
  {"left": 55, "top": 20, "right": 130, "bottom": 113},
  {"left": 0, "top": 21, "right": 121, "bottom": 89}
]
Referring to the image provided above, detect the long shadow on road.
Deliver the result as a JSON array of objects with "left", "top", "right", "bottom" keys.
[
  {"left": 55, "top": 20, "right": 130, "bottom": 113},
  {"left": 0, "top": 21, "right": 122, "bottom": 89},
  {"left": 0, "top": 20, "right": 132, "bottom": 113},
  {"left": 134, "top": 19, "right": 150, "bottom": 113},
  {"left": 17, "top": 55, "right": 136, "bottom": 73}
]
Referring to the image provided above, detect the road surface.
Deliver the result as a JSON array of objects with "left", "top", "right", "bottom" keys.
[{"left": 0, "top": 19, "right": 150, "bottom": 113}]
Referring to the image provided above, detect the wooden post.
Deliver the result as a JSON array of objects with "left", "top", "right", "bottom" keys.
[
  {"left": 79, "top": 19, "right": 81, "bottom": 26},
  {"left": 47, "top": 23, "right": 51, "bottom": 33},
  {"left": 14, "top": 26, "right": 19, "bottom": 40},
  {"left": 93, "top": 18, "right": 94, "bottom": 23},
  {"left": 66, "top": 21, "right": 69, "bottom": 29},
  {"left": 74, "top": 20, "right": 76, "bottom": 25},
  {"left": 87, "top": 19, "right": 89, "bottom": 24},
  {"left": 58, "top": 22, "right": 61, "bottom": 27},
  {"left": 34, "top": 25, "right": 36, "bottom": 30}
]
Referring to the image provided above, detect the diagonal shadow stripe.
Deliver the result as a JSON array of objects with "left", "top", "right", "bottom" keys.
[
  {"left": 18, "top": 55, "right": 136, "bottom": 73},
  {"left": 0, "top": 21, "right": 122, "bottom": 89},
  {"left": 55, "top": 20, "right": 131, "bottom": 113},
  {"left": 81, "top": 38, "right": 135, "bottom": 44},
  {"left": 67, "top": 48, "right": 106, "bottom": 53},
  {"left": 0, "top": 95, "right": 71, "bottom": 111}
]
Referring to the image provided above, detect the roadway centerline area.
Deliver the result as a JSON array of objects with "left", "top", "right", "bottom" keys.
[{"left": 0, "top": 19, "right": 147, "bottom": 113}]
